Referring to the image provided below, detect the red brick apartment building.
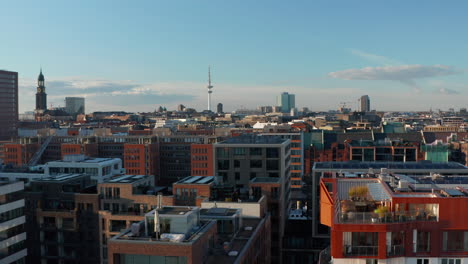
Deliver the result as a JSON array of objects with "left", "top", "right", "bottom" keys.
[
  {"left": 190, "top": 144, "right": 214, "bottom": 176},
  {"left": 320, "top": 172, "right": 468, "bottom": 264}
]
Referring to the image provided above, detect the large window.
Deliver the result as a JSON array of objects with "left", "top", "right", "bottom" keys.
[
  {"left": 387, "top": 231, "right": 405, "bottom": 256},
  {"left": 441, "top": 259, "right": 461, "bottom": 264},
  {"left": 266, "top": 148, "right": 279, "bottom": 158},
  {"left": 413, "top": 230, "right": 431, "bottom": 253},
  {"left": 343, "top": 232, "right": 378, "bottom": 256},
  {"left": 443, "top": 231, "right": 468, "bottom": 252}
]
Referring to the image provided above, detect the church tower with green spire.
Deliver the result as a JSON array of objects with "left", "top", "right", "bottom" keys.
[{"left": 35, "top": 69, "right": 47, "bottom": 111}]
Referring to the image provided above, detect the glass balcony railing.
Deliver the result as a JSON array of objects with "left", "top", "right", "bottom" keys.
[
  {"left": 337, "top": 210, "right": 438, "bottom": 224},
  {"left": 343, "top": 245, "right": 378, "bottom": 256}
]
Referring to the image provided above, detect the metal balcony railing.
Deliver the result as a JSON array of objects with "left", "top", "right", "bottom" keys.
[{"left": 343, "top": 245, "right": 378, "bottom": 256}]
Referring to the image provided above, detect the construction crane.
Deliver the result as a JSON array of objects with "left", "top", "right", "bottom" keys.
[{"left": 339, "top": 102, "right": 353, "bottom": 113}]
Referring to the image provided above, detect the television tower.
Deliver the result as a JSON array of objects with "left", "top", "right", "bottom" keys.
[{"left": 207, "top": 66, "right": 213, "bottom": 111}]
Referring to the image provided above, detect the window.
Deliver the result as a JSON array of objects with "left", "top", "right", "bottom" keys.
[
  {"left": 234, "top": 160, "right": 240, "bottom": 168},
  {"left": 414, "top": 230, "right": 431, "bottom": 253},
  {"left": 250, "top": 148, "right": 262, "bottom": 156},
  {"left": 233, "top": 148, "right": 246, "bottom": 155},
  {"left": 417, "top": 259, "right": 429, "bottom": 264},
  {"left": 235, "top": 172, "right": 240, "bottom": 180},
  {"left": 250, "top": 160, "right": 262, "bottom": 168},
  {"left": 441, "top": 259, "right": 461, "bottom": 264},
  {"left": 266, "top": 148, "right": 279, "bottom": 158},
  {"left": 217, "top": 160, "right": 230, "bottom": 170},
  {"left": 266, "top": 160, "right": 279, "bottom": 170},
  {"left": 443, "top": 231, "right": 467, "bottom": 252},
  {"left": 366, "top": 260, "right": 378, "bottom": 264}
]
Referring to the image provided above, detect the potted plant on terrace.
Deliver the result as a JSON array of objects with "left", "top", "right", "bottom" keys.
[{"left": 374, "top": 205, "right": 390, "bottom": 222}]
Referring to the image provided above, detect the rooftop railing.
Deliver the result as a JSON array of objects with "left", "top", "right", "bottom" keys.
[{"left": 337, "top": 210, "right": 437, "bottom": 224}]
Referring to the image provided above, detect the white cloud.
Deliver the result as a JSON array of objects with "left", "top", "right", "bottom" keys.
[{"left": 328, "top": 65, "right": 460, "bottom": 92}]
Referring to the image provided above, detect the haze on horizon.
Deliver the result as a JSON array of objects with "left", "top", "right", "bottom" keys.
[{"left": 1, "top": 0, "right": 467, "bottom": 113}]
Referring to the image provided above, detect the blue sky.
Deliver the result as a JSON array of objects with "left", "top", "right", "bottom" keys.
[{"left": 2, "top": 0, "right": 467, "bottom": 112}]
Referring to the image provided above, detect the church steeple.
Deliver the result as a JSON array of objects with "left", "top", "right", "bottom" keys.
[
  {"left": 38, "top": 68, "right": 45, "bottom": 87},
  {"left": 36, "top": 68, "right": 47, "bottom": 111}
]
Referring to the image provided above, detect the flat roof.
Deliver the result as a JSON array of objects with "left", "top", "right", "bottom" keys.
[
  {"left": 146, "top": 206, "right": 197, "bottom": 216},
  {"left": 175, "top": 176, "right": 215, "bottom": 185},
  {"left": 218, "top": 135, "right": 287, "bottom": 145},
  {"left": 106, "top": 174, "right": 148, "bottom": 183},
  {"left": 314, "top": 161, "right": 468, "bottom": 170},
  {"left": 200, "top": 208, "right": 239, "bottom": 217},
  {"left": 250, "top": 177, "right": 280, "bottom": 183},
  {"left": 34, "top": 173, "right": 85, "bottom": 182}
]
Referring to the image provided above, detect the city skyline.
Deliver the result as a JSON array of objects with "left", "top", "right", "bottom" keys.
[{"left": 2, "top": 1, "right": 467, "bottom": 112}]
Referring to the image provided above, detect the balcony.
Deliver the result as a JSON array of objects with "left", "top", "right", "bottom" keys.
[
  {"left": 343, "top": 245, "right": 378, "bottom": 256},
  {"left": 337, "top": 210, "right": 438, "bottom": 224},
  {"left": 387, "top": 245, "right": 405, "bottom": 256}
]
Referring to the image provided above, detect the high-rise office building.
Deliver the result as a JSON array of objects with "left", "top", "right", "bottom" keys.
[
  {"left": 277, "top": 92, "right": 295, "bottom": 113},
  {"left": 217, "top": 103, "right": 223, "bottom": 114},
  {"left": 359, "top": 95, "right": 370, "bottom": 112},
  {"left": 65, "top": 97, "right": 85, "bottom": 116},
  {"left": 0, "top": 70, "right": 18, "bottom": 140}
]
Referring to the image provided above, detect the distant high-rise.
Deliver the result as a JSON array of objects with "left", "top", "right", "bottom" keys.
[
  {"left": 65, "top": 97, "right": 85, "bottom": 116},
  {"left": 35, "top": 69, "right": 47, "bottom": 112},
  {"left": 217, "top": 103, "right": 223, "bottom": 114},
  {"left": 359, "top": 95, "right": 370, "bottom": 112},
  {"left": 177, "top": 104, "right": 186, "bottom": 112},
  {"left": 276, "top": 92, "right": 295, "bottom": 113},
  {"left": 0, "top": 70, "right": 18, "bottom": 140}
]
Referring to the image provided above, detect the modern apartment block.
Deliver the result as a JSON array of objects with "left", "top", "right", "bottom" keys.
[
  {"left": 24, "top": 174, "right": 100, "bottom": 264},
  {"left": 159, "top": 135, "right": 218, "bottom": 185},
  {"left": 123, "top": 143, "right": 159, "bottom": 177},
  {"left": 0, "top": 70, "right": 18, "bottom": 141},
  {"left": 44, "top": 155, "right": 124, "bottom": 183},
  {"left": 214, "top": 135, "right": 291, "bottom": 263},
  {"left": 98, "top": 175, "right": 174, "bottom": 264},
  {"left": 308, "top": 162, "right": 468, "bottom": 263},
  {"left": 0, "top": 180, "right": 27, "bottom": 263},
  {"left": 320, "top": 170, "right": 468, "bottom": 264},
  {"left": 107, "top": 206, "right": 271, "bottom": 264},
  {"left": 260, "top": 133, "right": 304, "bottom": 189},
  {"left": 190, "top": 144, "right": 214, "bottom": 177},
  {"left": 172, "top": 176, "right": 215, "bottom": 206}
]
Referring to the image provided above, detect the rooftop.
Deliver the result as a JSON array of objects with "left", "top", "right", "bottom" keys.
[
  {"left": 218, "top": 135, "right": 287, "bottom": 145},
  {"left": 106, "top": 174, "right": 148, "bottom": 184},
  {"left": 314, "top": 161, "right": 468, "bottom": 170},
  {"left": 250, "top": 177, "right": 280, "bottom": 184},
  {"left": 33, "top": 173, "right": 85, "bottom": 182},
  {"left": 200, "top": 208, "right": 239, "bottom": 217},
  {"left": 49, "top": 155, "right": 119, "bottom": 164},
  {"left": 175, "top": 176, "right": 215, "bottom": 185}
]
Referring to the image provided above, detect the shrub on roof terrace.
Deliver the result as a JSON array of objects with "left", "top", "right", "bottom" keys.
[{"left": 348, "top": 186, "right": 369, "bottom": 201}]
